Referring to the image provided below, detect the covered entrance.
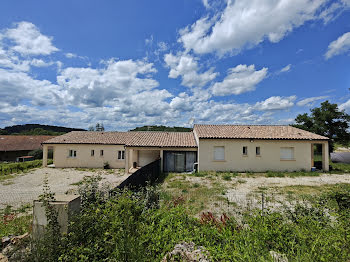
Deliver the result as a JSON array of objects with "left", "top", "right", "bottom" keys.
[{"left": 163, "top": 151, "right": 197, "bottom": 173}]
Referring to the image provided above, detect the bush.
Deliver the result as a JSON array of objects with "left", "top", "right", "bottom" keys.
[
  {"left": 0, "top": 160, "right": 49, "bottom": 176},
  {"left": 23, "top": 183, "right": 350, "bottom": 262}
]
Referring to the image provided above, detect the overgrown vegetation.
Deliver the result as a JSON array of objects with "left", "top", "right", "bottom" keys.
[
  {"left": 18, "top": 179, "right": 350, "bottom": 262},
  {"left": 0, "top": 160, "right": 52, "bottom": 176},
  {"left": 0, "top": 205, "right": 32, "bottom": 238}
]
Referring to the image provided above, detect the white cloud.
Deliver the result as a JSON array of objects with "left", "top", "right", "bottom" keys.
[
  {"left": 339, "top": 99, "right": 350, "bottom": 112},
  {"left": 5, "top": 22, "right": 59, "bottom": 56},
  {"left": 145, "top": 35, "right": 154, "bottom": 46},
  {"left": 319, "top": 0, "right": 350, "bottom": 24},
  {"left": 279, "top": 64, "right": 292, "bottom": 73},
  {"left": 57, "top": 59, "right": 163, "bottom": 108},
  {"left": 254, "top": 96, "right": 297, "bottom": 111},
  {"left": 179, "top": 0, "right": 328, "bottom": 55},
  {"left": 30, "top": 58, "right": 54, "bottom": 67},
  {"left": 202, "top": 0, "right": 210, "bottom": 9},
  {"left": 164, "top": 52, "right": 218, "bottom": 88},
  {"left": 0, "top": 68, "right": 63, "bottom": 106},
  {"left": 65, "top": 53, "right": 77, "bottom": 58},
  {"left": 296, "top": 96, "right": 328, "bottom": 106},
  {"left": 211, "top": 64, "right": 268, "bottom": 96},
  {"left": 325, "top": 32, "right": 350, "bottom": 59}
]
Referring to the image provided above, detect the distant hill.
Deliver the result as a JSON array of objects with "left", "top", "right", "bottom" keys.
[
  {"left": 129, "top": 125, "right": 192, "bottom": 132},
  {"left": 0, "top": 124, "right": 86, "bottom": 135}
]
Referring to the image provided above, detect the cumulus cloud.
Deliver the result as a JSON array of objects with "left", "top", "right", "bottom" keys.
[
  {"left": 211, "top": 64, "right": 268, "bottom": 96},
  {"left": 254, "top": 96, "right": 297, "bottom": 111},
  {"left": 325, "top": 32, "right": 350, "bottom": 59},
  {"left": 296, "top": 96, "right": 328, "bottom": 106},
  {"left": 164, "top": 52, "right": 218, "bottom": 88},
  {"left": 0, "top": 68, "right": 64, "bottom": 106},
  {"left": 5, "top": 22, "right": 59, "bottom": 56},
  {"left": 179, "top": 0, "right": 329, "bottom": 55},
  {"left": 57, "top": 59, "right": 167, "bottom": 110}
]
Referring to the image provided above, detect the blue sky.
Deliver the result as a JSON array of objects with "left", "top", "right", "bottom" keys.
[{"left": 0, "top": 0, "right": 350, "bottom": 131}]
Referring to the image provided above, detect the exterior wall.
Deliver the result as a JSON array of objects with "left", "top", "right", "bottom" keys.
[
  {"left": 198, "top": 139, "right": 328, "bottom": 172},
  {"left": 50, "top": 144, "right": 126, "bottom": 168}
]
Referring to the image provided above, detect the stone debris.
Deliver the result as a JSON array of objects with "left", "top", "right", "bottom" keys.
[
  {"left": 162, "top": 242, "right": 211, "bottom": 262},
  {"left": 270, "top": 250, "right": 288, "bottom": 262},
  {"left": 0, "top": 253, "right": 8, "bottom": 262},
  {"left": 1, "top": 233, "right": 29, "bottom": 261}
]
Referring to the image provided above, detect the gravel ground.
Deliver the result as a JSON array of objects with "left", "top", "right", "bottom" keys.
[
  {"left": 225, "top": 173, "right": 350, "bottom": 208},
  {"left": 0, "top": 167, "right": 129, "bottom": 209}
]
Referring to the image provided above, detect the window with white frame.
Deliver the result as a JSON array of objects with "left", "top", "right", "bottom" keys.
[
  {"left": 69, "top": 150, "right": 77, "bottom": 158},
  {"left": 243, "top": 146, "right": 248, "bottom": 155},
  {"left": 214, "top": 146, "right": 225, "bottom": 161},
  {"left": 280, "top": 147, "right": 294, "bottom": 160},
  {"left": 118, "top": 150, "right": 125, "bottom": 160},
  {"left": 91, "top": 150, "right": 94, "bottom": 157},
  {"left": 100, "top": 150, "right": 104, "bottom": 156}
]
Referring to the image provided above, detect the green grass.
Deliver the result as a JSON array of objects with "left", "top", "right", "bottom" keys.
[
  {"left": 278, "top": 183, "right": 350, "bottom": 196},
  {"left": 330, "top": 162, "right": 350, "bottom": 173},
  {"left": 162, "top": 173, "right": 227, "bottom": 216},
  {"left": 0, "top": 205, "right": 32, "bottom": 238},
  {"left": 0, "top": 159, "right": 53, "bottom": 177},
  {"left": 266, "top": 170, "right": 321, "bottom": 178}
]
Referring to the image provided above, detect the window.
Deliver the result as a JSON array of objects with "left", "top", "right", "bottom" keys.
[
  {"left": 256, "top": 147, "right": 261, "bottom": 156},
  {"left": 280, "top": 147, "right": 294, "bottom": 160},
  {"left": 118, "top": 150, "right": 125, "bottom": 160},
  {"left": 91, "top": 150, "right": 94, "bottom": 157},
  {"left": 100, "top": 150, "right": 104, "bottom": 156},
  {"left": 69, "top": 150, "right": 77, "bottom": 158},
  {"left": 243, "top": 146, "right": 248, "bottom": 156},
  {"left": 214, "top": 146, "right": 225, "bottom": 161}
]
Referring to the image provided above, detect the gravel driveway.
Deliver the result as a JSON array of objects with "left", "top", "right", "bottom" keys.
[{"left": 0, "top": 167, "right": 129, "bottom": 209}]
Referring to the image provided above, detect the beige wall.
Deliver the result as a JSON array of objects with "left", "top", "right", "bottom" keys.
[
  {"left": 49, "top": 144, "right": 126, "bottom": 168},
  {"left": 198, "top": 139, "right": 328, "bottom": 172}
]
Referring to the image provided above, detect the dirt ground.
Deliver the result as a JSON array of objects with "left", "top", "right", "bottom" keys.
[
  {"left": 0, "top": 167, "right": 128, "bottom": 209},
  {"left": 224, "top": 173, "right": 350, "bottom": 208},
  {"left": 163, "top": 172, "right": 350, "bottom": 216}
]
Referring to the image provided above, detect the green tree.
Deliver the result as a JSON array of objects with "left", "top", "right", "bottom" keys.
[
  {"left": 293, "top": 101, "right": 350, "bottom": 151},
  {"left": 95, "top": 123, "right": 105, "bottom": 131}
]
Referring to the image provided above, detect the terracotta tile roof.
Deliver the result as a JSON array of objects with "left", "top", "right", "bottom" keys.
[
  {"left": 0, "top": 136, "right": 55, "bottom": 151},
  {"left": 43, "top": 131, "right": 132, "bottom": 145},
  {"left": 126, "top": 132, "right": 197, "bottom": 147},
  {"left": 43, "top": 131, "right": 197, "bottom": 148},
  {"left": 193, "top": 124, "right": 329, "bottom": 140}
]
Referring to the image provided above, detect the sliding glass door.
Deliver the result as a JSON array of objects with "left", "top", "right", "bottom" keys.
[{"left": 164, "top": 151, "right": 197, "bottom": 172}]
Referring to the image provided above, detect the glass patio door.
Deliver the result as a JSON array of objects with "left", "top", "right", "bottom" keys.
[{"left": 174, "top": 152, "right": 185, "bottom": 172}]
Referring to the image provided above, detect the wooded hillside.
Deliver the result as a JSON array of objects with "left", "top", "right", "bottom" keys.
[{"left": 0, "top": 124, "right": 85, "bottom": 135}]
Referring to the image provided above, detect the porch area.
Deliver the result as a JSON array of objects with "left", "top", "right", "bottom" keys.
[
  {"left": 311, "top": 141, "right": 329, "bottom": 171},
  {"left": 125, "top": 147, "right": 198, "bottom": 174}
]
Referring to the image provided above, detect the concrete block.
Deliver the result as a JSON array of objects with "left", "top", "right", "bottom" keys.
[{"left": 32, "top": 195, "right": 81, "bottom": 239}]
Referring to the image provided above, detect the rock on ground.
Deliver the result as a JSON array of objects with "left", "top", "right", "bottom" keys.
[{"left": 162, "top": 242, "right": 210, "bottom": 262}]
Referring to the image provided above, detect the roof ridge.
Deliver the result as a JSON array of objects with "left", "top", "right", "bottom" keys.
[{"left": 194, "top": 124, "right": 290, "bottom": 127}]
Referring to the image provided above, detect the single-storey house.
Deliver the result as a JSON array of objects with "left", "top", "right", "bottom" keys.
[
  {"left": 0, "top": 135, "right": 54, "bottom": 162},
  {"left": 42, "top": 124, "right": 329, "bottom": 173}
]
